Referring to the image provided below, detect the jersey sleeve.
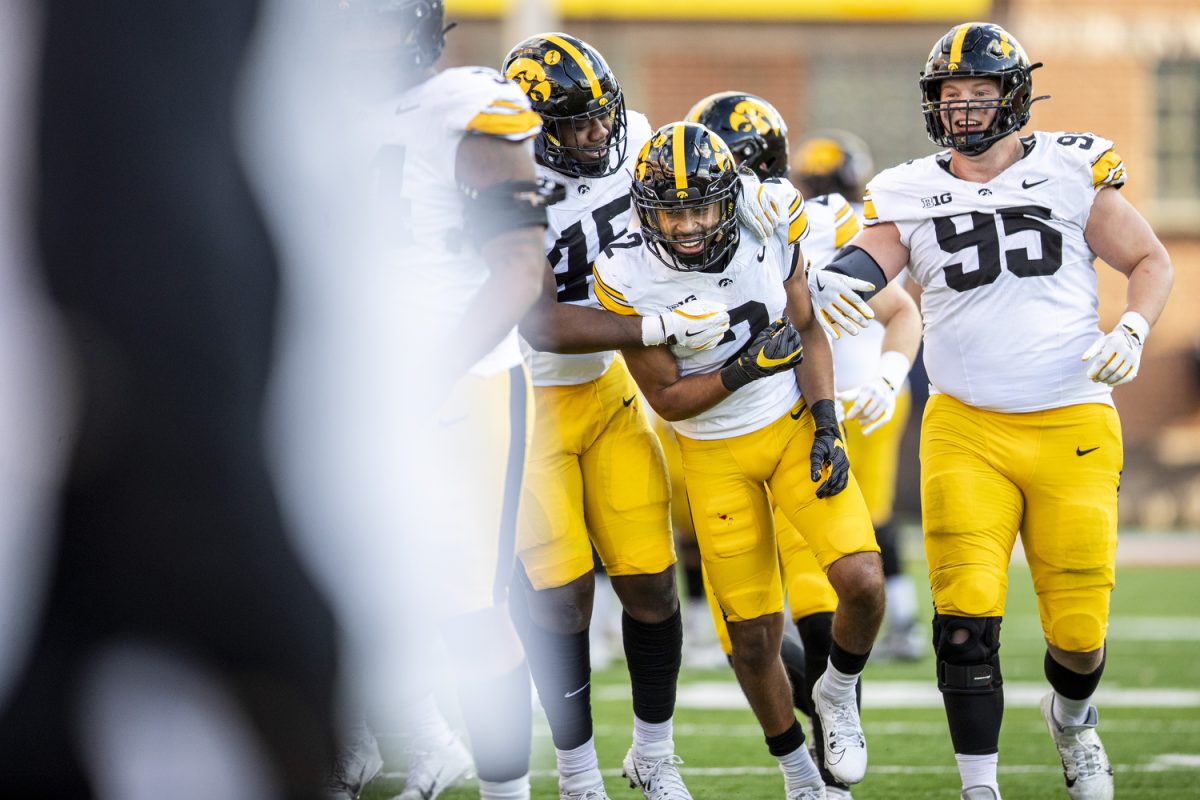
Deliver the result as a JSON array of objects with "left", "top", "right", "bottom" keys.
[
  {"left": 828, "top": 193, "right": 863, "bottom": 250},
  {"left": 786, "top": 188, "right": 809, "bottom": 246},
  {"left": 1088, "top": 140, "right": 1126, "bottom": 192},
  {"left": 441, "top": 67, "right": 542, "bottom": 142},
  {"left": 1046, "top": 131, "right": 1125, "bottom": 229},
  {"left": 592, "top": 249, "right": 641, "bottom": 317}
]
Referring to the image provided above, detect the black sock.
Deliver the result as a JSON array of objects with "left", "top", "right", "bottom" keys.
[
  {"left": 455, "top": 661, "right": 532, "bottom": 782},
  {"left": 943, "top": 689, "right": 1004, "bottom": 755},
  {"left": 521, "top": 623, "right": 593, "bottom": 750},
  {"left": 1045, "top": 646, "right": 1106, "bottom": 700},
  {"left": 623, "top": 608, "right": 682, "bottom": 723},
  {"left": 683, "top": 563, "right": 705, "bottom": 600},
  {"left": 780, "top": 632, "right": 813, "bottom": 719},
  {"left": 764, "top": 718, "right": 806, "bottom": 756},
  {"left": 830, "top": 637, "right": 871, "bottom": 676},
  {"left": 795, "top": 612, "right": 834, "bottom": 707},
  {"left": 876, "top": 521, "right": 901, "bottom": 577}
]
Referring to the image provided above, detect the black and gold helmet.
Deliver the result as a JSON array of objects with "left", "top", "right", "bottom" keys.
[
  {"left": 632, "top": 123, "right": 741, "bottom": 274},
  {"left": 329, "top": 0, "right": 449, "bottom": 78},
  {"left": 919, "top": 21, "right": 1045, "bottom": 156},
  {"left": 502, "top": 33, "right": 627, "bottom": 178},
  {"left": 793, "top": 130, "right": 874, "bottom": 199},
  {"left": 685, "top": 91, "right": 789, "bottom": 180}
]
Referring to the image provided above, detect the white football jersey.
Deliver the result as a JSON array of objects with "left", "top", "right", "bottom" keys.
[
  {"left": 593, "top": 203, "right": 809, "bottom": 440},
  {"left": 372, "top": 67, "right": 541, "bottom": 377},
  {"left": 523, "top": 111, "right": 653, "bottom": 387},
  {"left": 864, "top": 131, "right": 1126, "bottom": 413}
]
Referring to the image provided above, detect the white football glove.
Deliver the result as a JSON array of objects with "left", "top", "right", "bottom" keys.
[
  {"left": 641, "top": 299, "right": 730, "bottom": 351},
  {"left": 1082, "top": 311, "right": 1149, "bottom": 386},
  {"left": 735, "top": 171, "right": 798, "bottom": 244},
  {"left": 807, "top": 266, "right": 875, "bottom": 339},
  {"left": 836, "top": 351, "right": 910, "bottom": 435}
]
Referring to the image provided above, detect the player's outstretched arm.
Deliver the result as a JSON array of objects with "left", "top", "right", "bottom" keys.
[
  {"left": 621, "top": 319, "right": 802, "bottom": 422},
  {"left": 520, "top": 285, "right": 730, "bottom": 354},
  {"left": 836, "top": 283, "right": 921, "bottom": 435},
  {"left": 810, "top": 222, "right": 910, "bottom": 338},
  {"left": 1081, "top": 186, "right": 1174, "bottom": 386},
  {"left": 453, "top": 134, "right": 546, "bottom": 376},
  {"left": 786, "top": 265, "right": 850, "bottom": 497}
]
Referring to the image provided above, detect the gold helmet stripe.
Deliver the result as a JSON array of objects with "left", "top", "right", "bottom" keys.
[
  {"left": 672, "top": 124, "right": 688, "bottom": 191},
  {"left": 543, "top": 34, "right": 602, "bottom": 99},
  {"left": 948, "top": 23, "right": 971, "bottom": 70}
]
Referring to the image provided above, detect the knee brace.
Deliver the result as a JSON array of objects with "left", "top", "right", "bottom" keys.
[{"left": 933, "top": 614, "right": 1003, "bottom": 695}]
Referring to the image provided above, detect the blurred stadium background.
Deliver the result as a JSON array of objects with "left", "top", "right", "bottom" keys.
[{"left": 441, "top": 0, "right": 1200, "bottom": 529}]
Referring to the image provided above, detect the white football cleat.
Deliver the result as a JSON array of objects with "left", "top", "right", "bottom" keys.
[
  {"left": 394, "top": 732, "right": 474, "bottom": 800},
  {"left": 1040, "top": 692, "right": 1113, "bottom": 800},
  {"left": 824, "top": 785, "right": 852, "bottom": 799},
  {"left": 559, "top": 767, "right": 611, "bottom": 800},
  {"left": 960, "top": 786, "right": 999, "bottom": 800},
  {"left": 811, "top": 674, "right": 867, "bottom": 785},
  {"left": 327, "top": 724, "right": 384, "bottom": 800},
  {"left": 622, "top": 747, "right": 693, "bottom": 799},
  {"left": 785, "top": 780, "right": 827, "bottom": 800}
]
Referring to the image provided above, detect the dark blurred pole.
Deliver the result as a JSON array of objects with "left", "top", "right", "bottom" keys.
[{"left": 0, "top": 2, "right": 339, "bottom": 797}]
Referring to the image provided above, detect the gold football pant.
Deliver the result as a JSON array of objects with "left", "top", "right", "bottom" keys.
[
  {"left": 921, "top": 394, "right": 1122, "bottom": 652},
  {"left": 677, "top": 399, "right": 877, "bottom": 625},
  {"left": 517, "top": 358, "right": 674, "bottom": 590}
]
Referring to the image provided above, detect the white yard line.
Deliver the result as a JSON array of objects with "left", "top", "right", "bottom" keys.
[{"left": 596, "top": 681, "right": 1200, "bottom": 709}]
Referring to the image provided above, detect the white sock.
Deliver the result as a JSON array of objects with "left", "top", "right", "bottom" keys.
[
  {"left": 633, "top": 716, "right": 674, "bottom": 759},
  {"left": 885, "top": 574, "right": 918, "bottom": 629},
  {"left": 1052, "top": 692, "right": 1093, "bottom": 727},
  {"left": 956, "top": 752, "right": 999, "bottom": 792},
  {"left": 408, "top": 694, "right": 456, "bottom": 745},
  {"left": 776, "top": 743, "right": 822, "bottom": 790},
  {"left": 556, "top": 736, "right": 600, "bottom": 779},
  {"left": 479, "top": 775, "right": 530, "bottom": 800},
  {"left": 820, "top": 659, "right": 860, "bottom": 700}
]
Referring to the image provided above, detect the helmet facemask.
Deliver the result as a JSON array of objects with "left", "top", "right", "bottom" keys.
[
  {"left": 633, "top": 179, "right": 740, "bottom": 274},
  {"left": 918, "top": 23, "right": 1045, "bottom": 156},
  {"left": 539, "top": 91, "right": 628, "bottom": 178}
]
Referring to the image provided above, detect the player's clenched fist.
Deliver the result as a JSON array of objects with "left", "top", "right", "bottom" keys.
[{"left": 719, "top": 317, "right": 804, "bottom": 391}]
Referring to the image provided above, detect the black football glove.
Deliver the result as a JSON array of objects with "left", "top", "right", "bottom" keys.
[
  {"left": 719, "top": 318, "right": 804, "bottom": 392},
  {"left": 809, "top": 398, "right": 850, "bottom": 498}
]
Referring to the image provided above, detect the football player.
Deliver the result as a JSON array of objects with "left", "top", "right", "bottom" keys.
[
  {"left": 807, "top": 22, "right": 1174, "bottom": 800},
  {"left": 500, "top": 34, "right": 785, "bottom": 800},
  {"left": 326, "top": 3, "right": 552, "bottom": 799},
  {"left": 794, "top": 130, "right": 927, "bottom": 662},
  {"left": 594, "top": 122, "right": 887, "bottom": 800},
  {"left": 687, "top": 94, "right": 922, "bottom": 798}
]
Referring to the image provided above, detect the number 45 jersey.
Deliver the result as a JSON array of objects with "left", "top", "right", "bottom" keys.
[
  {"left": 523, "top": 110, "right": 653, "bottom": 387},
  {"left": 864, "top": 131, "right": 1126, "bottom": 413}
]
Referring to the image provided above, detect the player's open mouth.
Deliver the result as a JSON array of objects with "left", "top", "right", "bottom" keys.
[
  {"left": 954, "top": 118, "right": 984, "bottom": 133},
  {"left": 674, "top": 237, "right": 705, "bottom": 254}
]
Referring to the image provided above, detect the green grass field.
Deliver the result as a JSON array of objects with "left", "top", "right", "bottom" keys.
[{"left": 367, "top": 560, "right": 1200, "bottom": 799}]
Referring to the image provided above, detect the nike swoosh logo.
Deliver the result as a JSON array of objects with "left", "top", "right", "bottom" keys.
[
  {"left": 757, "top": 247, "right": 766, "bottom": 262},
  {"left": 756, "top": 348, "right": 799, "bottom": 369},
  {"left": 1076, "top": 446, "right": 1099, "bottom": 456},
  {"left": 564, "top": 682, "right": 590, "bottom": 698},
  {"left": 684, "top": 328, "right": 708, "bottom": 337},
  {"left": 815, "top": 276, "right": 826, "bottom": 291},
  {"left": 790, "top": 403, "right": 807, "bottom": 420},
  {"left": 622, "top": 395, "right": 635, "bottom": 407},
  {"left": 1022, "top": 177, "right": 1049, "bottom": 189}
]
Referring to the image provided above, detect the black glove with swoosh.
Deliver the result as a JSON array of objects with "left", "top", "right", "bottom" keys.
[
  {"left": 809, "top": 398, "right": 850, "bottom": 498},
  {"left": 719, "top": 318, "right": 804, "bottom": 392}
]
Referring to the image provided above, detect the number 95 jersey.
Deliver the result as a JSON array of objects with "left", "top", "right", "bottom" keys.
[{"left": 864, "top": 131, "right": 1127, "bottom": 413}]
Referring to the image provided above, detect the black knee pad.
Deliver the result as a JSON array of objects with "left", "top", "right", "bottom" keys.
[{"left": 933, "top": 614, "right": 1003, "bottom": 694}]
